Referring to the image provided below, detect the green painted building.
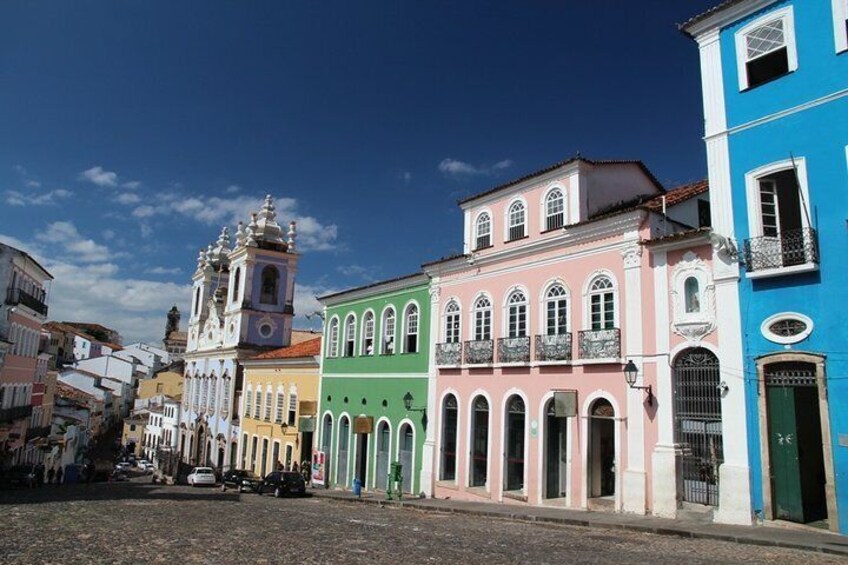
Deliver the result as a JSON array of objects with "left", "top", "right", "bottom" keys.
[{"left": 317, "top": 273, "right": 432, "bottom": 495}]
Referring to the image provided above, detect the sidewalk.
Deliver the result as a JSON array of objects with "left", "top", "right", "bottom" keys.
[{"left": 309, "top": 488, "right": 848, "bottom": 557}]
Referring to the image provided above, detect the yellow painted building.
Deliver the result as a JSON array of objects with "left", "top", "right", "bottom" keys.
[
  {"left": 121, "top": 363, "right": 184, "bottom": 454},
  {"left": 238, "top": 337, "right": 320, "bottom": 478}
]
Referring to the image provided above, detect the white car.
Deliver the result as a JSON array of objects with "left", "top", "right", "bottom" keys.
[
  {"left": 187, "top": 467, "right": 216, "bottom": 487},
  {"left": 136, "top": 459, "right": 150, "bottom": 468},
  {"left": 115, "top": 462, "right": 131, "bottom": 472}
]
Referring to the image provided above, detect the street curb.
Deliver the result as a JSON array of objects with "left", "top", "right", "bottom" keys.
[{"left": 310, "top": 492, "right": 847, "bottom": 556}]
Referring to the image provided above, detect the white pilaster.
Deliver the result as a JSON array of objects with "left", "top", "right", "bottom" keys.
[
  {"left": 622, "top": 245, "right": 646, "bottom": 514},
  {"left": 419, "top": 280, "right": 441, "bottom": 497}
]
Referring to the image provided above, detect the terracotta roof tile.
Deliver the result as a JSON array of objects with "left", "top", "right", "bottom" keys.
[
  {"left": 253, "top": 337, "right": 322, "bottom": 360},
  {"left": 643, "top": 179, "right": 708, "bottom": 211}
]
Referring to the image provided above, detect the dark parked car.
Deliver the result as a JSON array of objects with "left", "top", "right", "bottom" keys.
[
  {"left": 259, "top": 471, "right": 306, "bottom": 498},
  {"left": 221, "top": 469, "right": 261, "bottom": 493},
  {"left": 1, "top": 465, "right": 39, "bottom": 488}
]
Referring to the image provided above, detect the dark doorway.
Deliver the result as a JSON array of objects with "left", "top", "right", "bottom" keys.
[
  {"left": 217, "top": 447, "right": 224, "bottom": 470},
  {"left": 301, "top": 431, "right": 314, "bottom": 465},
  {"left": 544, "top": 399, "right": 568, "bottom": 499},
  {"left": 375, "top": 422, "right": 390, "bottom": 490},
  {"left": 355, "top": 433, "right": 369, "bottom": 486},
  {"left": 261, "top": 439, "right": 269, "bottom": 477},
  {"left": 337, "top": 417, "right": 350, "bottom": 487},
  {"left": 505, "top": 396, "right": 525, "bottom": 492},
  {"left": 765, "top": 362, "right": 827, "bottom": 524},
  {"left": 470, "top": 396, "right": 489, "bottom": 488},
  {"left": 441, "top": 395, "right": 458, "bottom": 481},
  {"left": 589, "top": 399, "right": 615, "bottom": 498}
]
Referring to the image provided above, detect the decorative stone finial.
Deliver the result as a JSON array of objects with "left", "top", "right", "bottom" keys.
[
  {"left": 246, "top": 213, "right": 259, "bottom": 247},
  {"left": 250, "top": 195, "right": 285, "bottom": 246},
  {"left": 286, "top": 220, "right": 297, "bottom": 252},
  {"left": 196, "top": 248, "right": 207, "bottom": 271},
  {"left": 234, "top": 221, "right": 246, "bottom": 248}
]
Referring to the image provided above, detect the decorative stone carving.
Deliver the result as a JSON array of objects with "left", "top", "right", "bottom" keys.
[
  {"left": 621, "top": 245, "right": 643, "bottom": 269},
  {"left": 670, "top": 251, "right": 716, "bottom": 343},
  {"left": 429, "top": 285, "right": 441, "bottom": 304}
]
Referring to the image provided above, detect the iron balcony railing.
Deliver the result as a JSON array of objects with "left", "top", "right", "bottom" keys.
[
  {"left": 436, "top": 342, "right": 462, "bottom": 366},
  {"left": 497, "top": 336, "right": 530, "bottom": 363},
  {"left": 535, "top": 333, "right": 572, "bottom": 362},
  {"left": 464, "top": 339, "right": 494, "bottom": 364},
  {"left": 25, "top": 425, "right": 52, "bottom": 442},
  {"left": 6, "top": 288, "right": 48, "bottom": 316},
  {"left": 0, "top": 404, "right": 33, "bottom": 424},
  {"left": 743, "top": 228, "right": 819, "bottom": 273},
  {"left": 578, "top": 328, "right": 621, "bottom": 360}
]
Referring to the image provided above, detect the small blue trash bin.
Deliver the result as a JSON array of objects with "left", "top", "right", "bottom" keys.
[{"left": 353, "top": 478, "right": 362, "bottom": 497}]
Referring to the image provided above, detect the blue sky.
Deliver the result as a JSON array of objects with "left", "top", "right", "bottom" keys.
[{"left": 0, "top": 1, "right": 718, "bottom": 345}]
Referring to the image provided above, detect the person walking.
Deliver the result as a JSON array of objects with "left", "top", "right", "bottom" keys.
[
  {"left": 47, "top": 467, "right": 55, "bottom": 485},
  {"left": 55, "top": 466, "right": 64, "bottom": 485}
]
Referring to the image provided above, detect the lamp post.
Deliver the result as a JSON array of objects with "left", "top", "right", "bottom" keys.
[
  {"left": 623, "top": 360, "right": 653, "bottom": 407},
  {"left": 402, "top": 392, "right": 428, "bottom": 431}
]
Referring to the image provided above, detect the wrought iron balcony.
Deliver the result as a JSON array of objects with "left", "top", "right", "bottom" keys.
[
  {"left": 436, "top": 342, "right": 462, "bottom": 366},
  {"left": 578, "top": 328, "right": 621, "bottom": 360},
  {"left": 535, "top": 333, "right": 572, "bottom": 362},
  {"left": 6, "top": 288, "right": 48, "bottom": 316},
  {"left": 464, "top": 339, "right": 494, "bottom": 365},
  {"left": 743, "top": 228, "right": 819, "bottom": 273},
  {"left": 0, "top": 404, "right": 33, "bottom": 424},
  {"left": 497, "top": 336, "right": 530, "bottom": 363}
]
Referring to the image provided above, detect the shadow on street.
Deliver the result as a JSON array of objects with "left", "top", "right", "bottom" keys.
[{"left": 0, "top": 480, "right": 239, "bottom": 505}]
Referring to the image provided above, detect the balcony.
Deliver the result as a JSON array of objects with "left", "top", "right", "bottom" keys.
[
  {"left": 743, "top": 228, "right": 819, "bottom": 277},
  {"left": 436, "top": 342, "right": 462, "bottom": 366},
  {"left": 464, "top": 339, "right": 494, "bottom": 365},
  {"left": 497, "top": 336, "right": 530, "bottom": 364},
  {"left": 535, "top": 333, "right": 572, "bottom": 362},
  {"left": 578, "top": 328, "right": 621, "bottom": 361},
  {"left": 0, "top": 404, "right": 33, "bottom": 424},
  {"left": 26, "top": 425, "right": 51, "bottom": 442},
  {"left": 6, "top": 288, "right": 48, "bottom": 316}
]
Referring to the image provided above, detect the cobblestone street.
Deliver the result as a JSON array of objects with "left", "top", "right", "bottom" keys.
[{"left": 2, "top": 481, "right": 845, "bottom": 564}]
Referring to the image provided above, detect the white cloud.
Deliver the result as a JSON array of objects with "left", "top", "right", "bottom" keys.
[
  {"left": 146, "top": 266, "right": 182, "bottom": 275},
  {"left": 102, "top": 229, "right": 116, "bottom": 241},
  {"left": 79, "top": 166, "right": 118, "bottom": 187},
  {"left": 115, "top": 192, "right": 141, "bottom": 205},
  {"left": 438, "top": 157, "right": 514, "bottom": 177},
  {"left": 36, "top": 221, "right": 111, "bottom": 263},
  {"left": 140, "top": 224, "right": 153, "bottom": 239},
  {"left": 225, "top": 185, "right": 241, "bottom": 193},
  {"left": 336, "top": 264, "right": 376, "bottom": 281},
  {"left": 5, "top": 189, "right": 73, "bottom": 207},
  {"left": 292, "top": 282, "right": 339, "bottom": 331},
  {"left": 121, "top": 181, "right": 141, "bottom": 189},
  {"left": 132, "top": 205, "right": 156, "bottom": 218}
]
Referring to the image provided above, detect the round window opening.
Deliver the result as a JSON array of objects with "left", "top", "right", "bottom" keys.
[
  {"left": 258, "top": 323, "right": 274, "bottom": 338},
  {"left": 761, "top": 312, "right": 813, "bottom": 345}
]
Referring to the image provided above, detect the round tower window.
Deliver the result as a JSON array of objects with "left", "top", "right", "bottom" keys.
[
  {"left": 761, "top": 312, "right": 813, "bottom": 345},
  {"left": 258, "top": 323, "right": 274, "bottom": 338}
]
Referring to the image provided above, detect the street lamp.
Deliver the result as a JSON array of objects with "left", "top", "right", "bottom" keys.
[
  {"left": 402, "top": 392, "right": 428, "bottom": 431},
  {"left": 623, "top": 360, "right": 653, "bottom": 407}
]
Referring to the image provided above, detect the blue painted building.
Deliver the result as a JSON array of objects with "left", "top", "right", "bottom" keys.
[{"left": 684, "top": 0, "right": 848, "bottom": 533}]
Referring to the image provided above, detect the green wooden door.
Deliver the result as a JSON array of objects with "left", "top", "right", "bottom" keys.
[{"left": 767, "top": 385, "right": 804, "bottom": 522}]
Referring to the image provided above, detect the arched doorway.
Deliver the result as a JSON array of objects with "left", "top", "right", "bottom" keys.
[
  {"left": 760, "top": 356, "right": 830, "bottom": 526},
  {"left": 588, "top": 398, "right": 615, "bottom": 499},
  {"left": 193, "top": 426, "right": 204, "bottom": 465},
  {"left": 673, "top": 348, "right": 723, "bottom": 506},
  {"left": 321, "top": 414, "right": 333, "bottom": 486},
  {"left": 375, "top": 421, "right": 390, "bottom": 490},
  {"left": 504, "top": 395, "right": 525, "bottom": 493},
  {"left": 440, "top": 395, "right": 458, "bottom": 481},
  {"left": 470, "top": 396, "right": 489, "bottom": 488},
  {"left": 544, "top": 398, "right": 568, "bottom": 500},
  {"left": 399, "top": 423, "right": 414, "bottom": 493},
  {"left": 337, "top": 416, "right": 350, "bottom": 488}
]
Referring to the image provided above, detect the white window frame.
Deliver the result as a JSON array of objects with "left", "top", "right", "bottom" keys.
[
  {"left": 380, "top": 306, "right": 396, "bottom": 355},
  {"left": 541, "top": 280, "right": 570, "bottom": 336},
  {"left": 361, "top": 310, "right": 375, "bottom": 356},
  {"left": 474, "top": 210, "right": 492, "bottom": 250},
  {"left": 582, "top": 272, "right": 619, "bottom": 331},
  {"left": 503, "top": 288, "right": 528, "bottom": 339},
  {"left": 541, "top": 186, "right": 566, "bottom": 231},
  {"left": 744, "top": 157, "right": 811, "bottom": 238},
  {"left": 343, "top": 313, "right": 357, "bottom": 357},
  {"left": 833, "top": 0, "right": 848, "bottom": 53},
  {"left": 734, "top": 6, "right": 798, "bottom": 91},
  {"left": 471, "top": 294, "right": 493, "bottom": 342},
  {"left": 443, "top": 300, "right": 461, "bottom": 344},
  {"left": 504, "top": 198, "right": 527, "bottom": 241},
  {"left": 327, "top": 316, "right": 340, "bottom": 358},
  {"left": 404, "top": 303, "right": 419, "bottom": 354}
]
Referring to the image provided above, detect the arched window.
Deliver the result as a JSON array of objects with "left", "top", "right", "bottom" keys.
[
  {"left": 337, "top": 416, "right": 350, "bottom": 486},
  {"left": 405, "top": 304, "right": 419, "bottom": 353},
  {"left": 589, "top": 276, "right": 615, "bottom": 330},
  {"left": 259, "top": 265, "right": 279, "bottom": 305},
  {"left": 440, "top": 394, "right": 458, "bottom": 481},
  {"left": 475, "top": 212, "right": 491, "bottom": 250},
  {"left": 245, "top": 385, "right": 253, "bottom": 417},
  {"left": 684, "top": 277, "right": 701, "bottom": 314},
  {"left": 506, "top": 290, "right": 528, "bottom": 338},
  {"left": 507, "top": 201, "right": 526, "bottom": 241},
  {"left": 362, "top": 311, "right": 375, "bottom": 355},
  {"left": 231, "top": 267, "right": 241, "bottom": 305},
  {"left": 473, "top": 296, "right": 492, "bottom": 341},
  {"left": 287, "top": 387, "right": 298, "bottom": 426},
  {"left": 327, "top": 318, "right": 339, "bottom": 358},
  {"left": 381, "top": 308, "right": 396, "bottom": 355},
  {"left": 209, "top": 375, "right": 217, "bottom": 411},
  {"left": 264, "top": 388, "right": 273, "bottom": 421},
  {"left": 275, "top": 388, "right": 284, "bottom": 423},
  {"left": 545, "top": 284, "right": 568, "bottom": 335},
  {"left": 344, "top": 315, "right": 356, "bottom": 357},
  {"left": 193, "top": 287, "right": 201, "bottom": 316},
  {"left": 545, "top": 189, "right": 565, "bottom": 231},
  {"left": 444, "top": 301, "right": 460, "bottom": 344},
  {"left": 253, "top": 389, "right": 262, "bottom": 419}
]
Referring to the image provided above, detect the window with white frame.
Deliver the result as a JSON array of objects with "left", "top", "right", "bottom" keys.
[
  {"left": 444, "top": 301, "right": 461, "bottom": 344},
  {"left": 344, "top": 315, "right": 356, "bottom": 357},
  {"left": 209, "top": 376, "right": 217, "bottom": 410},
  {"left": 507, "top": 201, "right": 526, "bottom": 241},
  {"left": 221, "top": 375, "right": 230, "bottom": 414},
  {"left": 382, "top": 308, "right": 396, "bottom": 354},
  {"left": 288, "top": 390, "right": 297, "bottom": 426},
  {"left": 254, "top": 389, "right": 262, "bottom": 419},
  {"left": 545, "top": 284, "right": 568, "bottom": 335},
  {"left": 362, "top": 311, "right": 375, "bottom": 356},
  {"left": 545, "top": 189, "right": 565, "bottom": 231},
  {"left": 589, "top": 276, "right": 615, "bottom": 330},
  {"left": 833, "top": 0, "right": 848, "bottom": 53},
  {"left": 473, "top": 296, "right": 492, "bottom": 341},
  {"left": 327, "top": 318, "right": 339, "bottom": 358},
  {"left": 264, "top": 389, "right": 272, "bottom": 421},
  {"left": 506, "top": 290, "right": 527, "bottom": 338},
  {"left": 405, "top": 304, "right": 419, "bottom": 353},
  {"left": 276, "top": 389, "right": 284, "bottom": 423},
  {"left": 245, "top": 386, "right": 253, "bottom": 417},
  {"left": 201, "top": 377, "right": 208, "bottom": 408},
  {"left": 475, "top": 212, "right": 491, "bottom": 250},
  {"left": 735, "top": 7, "right": 797, "bottom": 90}
]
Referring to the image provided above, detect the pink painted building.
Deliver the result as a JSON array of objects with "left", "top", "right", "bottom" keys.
[{"left": 423, "top": 157, "right": 733, "bottom": 520}]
